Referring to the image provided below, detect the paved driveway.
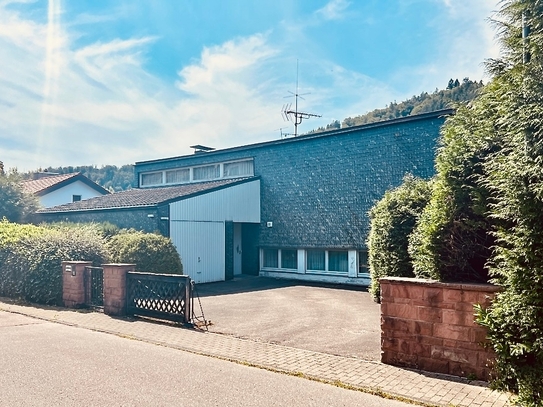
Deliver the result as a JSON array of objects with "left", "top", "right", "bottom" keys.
[{"left": 195, "top": 276, "right": 381, "bottom": 361}]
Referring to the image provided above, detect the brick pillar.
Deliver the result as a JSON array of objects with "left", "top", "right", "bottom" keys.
[
  {"left": 103, "top": 263, "right": 135, "bottom": 316},
  {"left": 62, "top": 261, "right": 92, "bottom": 308}
]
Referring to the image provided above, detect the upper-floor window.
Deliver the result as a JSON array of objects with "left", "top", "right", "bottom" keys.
[
  {"left": 166, "top": 168, "right": 190, "bottom": 184},
  {"left": 72, "top": 195, "right": 82, "bottom": 202},
  {"left": 193, "top": 164, "right": 220, "bottom": 181},
  {"left": 141, "top": 172, "right": 163, "bottom": 186},
  {"left": 139, "top": 159, "right": 254, "bottom": 187}
]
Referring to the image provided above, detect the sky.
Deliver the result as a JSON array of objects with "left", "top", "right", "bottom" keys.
[{"left": 0, "top": 0, "right": 502, "bottom": 172}]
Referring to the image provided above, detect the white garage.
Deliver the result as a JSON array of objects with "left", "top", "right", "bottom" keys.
[{"left": 169, "top": 178, "right": 261, "bottom": 283}]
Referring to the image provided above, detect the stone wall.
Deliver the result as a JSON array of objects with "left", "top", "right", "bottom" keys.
[{"left": 380, "top": 277, "right": 500, "bottom": 380}]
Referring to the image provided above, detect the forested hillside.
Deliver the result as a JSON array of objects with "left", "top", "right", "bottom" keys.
[
  {"left": 25, "top": 165, "right": 135, "bottom": 192},
  {"left": 307, "top": 78, "right": 483, "bottom": 134}
]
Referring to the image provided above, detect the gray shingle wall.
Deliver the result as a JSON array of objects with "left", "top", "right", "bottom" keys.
[{"left": 135, "top": 113, "right": 448, "bottom": 250}]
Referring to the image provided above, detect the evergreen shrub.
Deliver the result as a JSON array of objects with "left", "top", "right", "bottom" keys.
[
  {"left": 107, "top": 230, "right": 183, "bottom": 274},
  {"left": 408, "top": 103, "right": 497, "bottom": 283},
  {"left": 367, "top": 175, "right": 431, "bottom": 301},
  {"left": 0, "top": 221, "right": 108, "bottom": 304}
]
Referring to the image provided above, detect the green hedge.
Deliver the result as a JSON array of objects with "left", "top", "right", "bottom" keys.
[
  {"left": 0, "top": 222, "right": 109, "bottom": 304},
  {"left": 367, "top": 175, "right": 431, "bottom": 301},
  {"left": 107, "top": 230, "right": 183, "bottom": 274}
]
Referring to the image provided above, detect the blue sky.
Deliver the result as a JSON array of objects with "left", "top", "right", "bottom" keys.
[{"left": 0, "top": 0, "right": 500, "bottom": 171}]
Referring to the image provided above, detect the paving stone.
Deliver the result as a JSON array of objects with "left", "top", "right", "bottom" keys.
[{"left": 0, "top": 300, "right": 513, "bottom": 407}]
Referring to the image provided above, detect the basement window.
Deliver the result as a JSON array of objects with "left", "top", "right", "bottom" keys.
[
  {"left": 262, "top": 249, "right": 298, "bottom": 270},
  {"left": 306, "top": 250, "right": 348, "bottom": 274}
]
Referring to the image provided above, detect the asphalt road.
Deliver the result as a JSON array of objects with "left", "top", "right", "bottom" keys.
[
  {"left": 0, "top": 312, "right": 408, "bottom": 407},
  {"left": 196, "top": 276, "right": 381, "bottom": 361}
]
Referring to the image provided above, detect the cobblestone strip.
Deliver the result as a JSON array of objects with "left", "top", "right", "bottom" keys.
[{"left": 0, "top": 302, "right": 512, "bottom": 407}]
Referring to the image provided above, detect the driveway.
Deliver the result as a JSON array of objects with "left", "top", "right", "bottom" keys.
[{"left": 195, "top": 275, "right": 381, "bottom": 361}]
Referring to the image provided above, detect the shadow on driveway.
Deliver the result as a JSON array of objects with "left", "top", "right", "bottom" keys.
[{"left": 193, "top": 275, "right": 381, "bottom": 361}]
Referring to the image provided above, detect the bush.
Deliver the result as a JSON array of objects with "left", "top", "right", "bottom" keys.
[
  {"left": 367, "top": 175, "right": 432, "bottom": 301},
  {"left": 408, "top": 102, "right": 497, "bottom": 283},
  {"left": 0, "top": 221, "right": 109, "bottom": 304},
  {"left": 107, "top": 231, "right": 183, "bottom": 274}
]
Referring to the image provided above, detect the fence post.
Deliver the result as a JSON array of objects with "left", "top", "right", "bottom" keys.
[
  {"left": 102, "top": 263, "right": 135, "bottom": 316},
  {"left": 184, "top": 278, "right": 192, "bottom": 323},
  {"left": 62, "top": 261, "right": 92, "bottom": 308}
]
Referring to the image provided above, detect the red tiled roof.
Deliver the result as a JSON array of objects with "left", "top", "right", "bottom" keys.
[{"left": 22, "top": 173, "right": 80, "bottom": 194}]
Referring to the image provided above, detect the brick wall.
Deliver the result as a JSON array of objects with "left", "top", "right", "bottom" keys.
[{"left": 380, "top": 277, "right": 500, "bottom": 380}]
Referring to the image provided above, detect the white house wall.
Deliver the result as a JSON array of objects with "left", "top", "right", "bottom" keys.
[
  {"left": 169, "top": 180, "right": 260, "bottom": 223},
  {"left": 39, "top": 181, "right": 106, "bottom": 208}
]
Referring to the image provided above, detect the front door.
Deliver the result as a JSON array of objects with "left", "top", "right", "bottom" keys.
[{"left": 234, "top": 223, "right": 242, "bottom": 275}]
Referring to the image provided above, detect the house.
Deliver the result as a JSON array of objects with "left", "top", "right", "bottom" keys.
[
  {"left": 22, "top": 172, "right": 110, "bottom": 208},
  {"left": 36, "top": 109, "right": 452, "bottom": 285}
]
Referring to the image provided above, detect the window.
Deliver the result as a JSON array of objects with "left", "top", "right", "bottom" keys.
[
  {"left": 358, "top": 250, "right": 369, "bottom": 275},
  {"left": 139, "top": 159, "right": 254, "bottom": 187},
  {"left": 193, "top": 164, "right": 220, "bottom": 181},
  {"left": 329, "top": 251, "right": 348, "bottom": 272},
  {"left": 281, "top": 249, "right": 298, "bottom": 269},
  {"left": 262, "top": 249, "right": 298, "bottom": 270},
  {"left": 166, "top": 168, "right": 190, "bottom": 184},
  {"left": 307, "top": 250, "right": 325, "bottom": 271},
  {"left": 306, "top": 250, "right": 349, "bottom": 274},
  {"left": 263, "top": 249, "right": 278, "bottom": 268},
  {"left": 141, "top": 172, "right": 163, "bottom": 186},
  {"left": 224, "top": 160, "right": 254, "bottom": 177},
  {"left": 72, "top": 195, "right": 82, "bottom": 202}
]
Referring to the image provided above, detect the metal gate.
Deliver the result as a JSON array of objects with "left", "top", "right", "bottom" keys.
[
  {"left": 84, "top": 266, "right": 104, "bottom": 307},
  {"left": 126, "top": 272, "right": 191, "bottom": 323}
]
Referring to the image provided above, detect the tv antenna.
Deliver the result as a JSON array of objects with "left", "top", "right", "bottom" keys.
[
  {"left": 275, "top": 127, "right": 294, "bottom": 139},
  {"left": 281, "top": 60, "right": 321, "bottom": 137}
]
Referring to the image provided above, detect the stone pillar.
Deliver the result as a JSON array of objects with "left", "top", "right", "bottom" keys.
[
  {"left": 102, "top": 263, "right": 135, "bottom": 316},
  {"left": 62, "top": 261, "right": 92, "bottom": 308}
]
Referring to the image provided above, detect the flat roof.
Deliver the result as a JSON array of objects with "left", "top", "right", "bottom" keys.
[{"left": 136, "top": 109, "right": 454, "bottom": 167}]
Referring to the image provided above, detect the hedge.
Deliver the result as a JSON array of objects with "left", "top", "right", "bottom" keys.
[
  {"left": 107, "top": 230, "right": 183, "bottom": 274},
  {"left": 367, "top": 175, "right": 431, "bottom": 301}
]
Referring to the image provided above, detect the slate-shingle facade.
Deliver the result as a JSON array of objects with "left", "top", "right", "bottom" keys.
[{"left": 133, "top": 109, "right": 452, "bottom": 285}]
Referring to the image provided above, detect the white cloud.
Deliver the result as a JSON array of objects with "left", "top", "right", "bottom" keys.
[
  {"left": 315, "top": 0, "right": 351, "bottom": 21},
  {"left": 0, "top": 0, "right": 504, "bottom": 172}
]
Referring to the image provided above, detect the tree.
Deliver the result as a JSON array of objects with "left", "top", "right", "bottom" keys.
[
  {"left": 405, "top": 1, "right": 543, "bottom": 404},
  {"left": 408, "top": 100, "right": 498, "bottom": 283},
  {"left": 0, "top": 171, "right": 40, "bottom": 223},
  {"left": 473, "top": 1, "right": 543, "bottom": 404}
]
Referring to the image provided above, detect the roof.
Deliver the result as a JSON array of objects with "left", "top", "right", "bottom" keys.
[
  {"left": 22, "top": 172, "right": 110, "bottom": 196},
  {"left": 136, "top": 109, "right": 454, "bottom": 166},
  {"left": 38, "top": 177, "right": 257, "bottom": 213}
]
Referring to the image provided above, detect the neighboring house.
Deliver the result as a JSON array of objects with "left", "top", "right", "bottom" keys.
[
  {"left": 36, "top": 109, "right": 452, "bottom": 285},
  {"left": 22, "top": 172, "right": 109, "bottom": 208}
]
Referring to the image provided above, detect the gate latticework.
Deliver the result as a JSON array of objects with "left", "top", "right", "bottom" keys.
[
  {"left": 126, "top": 272, "right": 191, "bottom": 323},
  {"left": 84, "top": 266, "right": 104, "bottom": 307}
]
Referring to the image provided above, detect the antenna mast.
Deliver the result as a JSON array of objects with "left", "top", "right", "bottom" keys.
[{"left": 281, "top": 60, "right": 321, "bottom": 137}]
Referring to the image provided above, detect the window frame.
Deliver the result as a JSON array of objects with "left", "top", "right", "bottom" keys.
[
  {"left": 139, "top": 158, "right": 254, "bottom": 187},
  {"left": 306, "top": 249, "right": 349, "bottom": 275}
]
